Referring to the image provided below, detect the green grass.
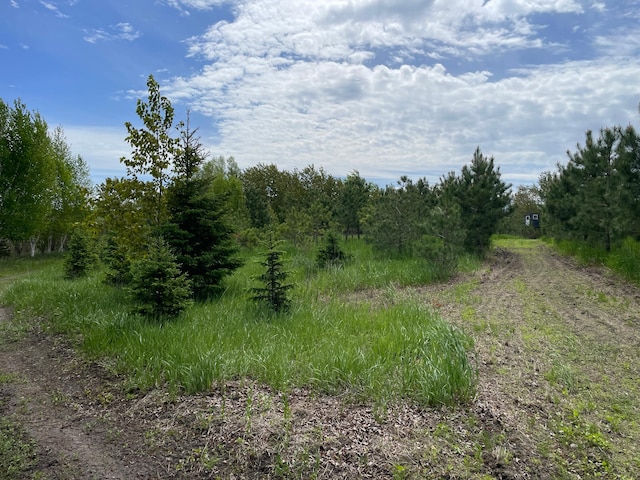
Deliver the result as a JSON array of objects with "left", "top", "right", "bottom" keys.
[
  {"left": 543, "top": 236, "right": 640, "bottom": 286},
  {"left": 491, "top": 235, "right": 540, "bottom": 249},
  {"left": 0, "top": 417, "right": 38, "bottom": 480},
  {"left": 0, "top": 254, "right": 63, "bottom": 296},
  {"left": 0, "top": 240, "right": 477, "bottom": 407}
]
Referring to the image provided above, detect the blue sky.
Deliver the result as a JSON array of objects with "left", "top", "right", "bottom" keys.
[{"left": 2, "top": 0, "right": 639, "bottom": 188}]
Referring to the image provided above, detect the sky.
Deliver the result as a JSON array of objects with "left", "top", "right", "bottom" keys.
[{"left": 1, "top": 0, "right": 640, "bottom": 188}]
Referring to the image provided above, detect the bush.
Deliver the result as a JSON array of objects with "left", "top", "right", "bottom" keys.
[
  {"left": 415, "top": 234, "right": 459, "bottom": 280},
  {"left": 129, "top": 237, "right": 192, "bottom": 320}
]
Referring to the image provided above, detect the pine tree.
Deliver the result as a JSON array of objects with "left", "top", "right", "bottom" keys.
[
  {"left": 163, "top": 176, "right": 242, "bottom": 299},
  {"left": 129, "top": 237, "right": 192, "bottom": 320},
  {"left": 443, "top": 148, "right": 511, "bottom": 254},
  {"left": 162, "top": 120, "right": 242, "bottom": 299},
  {"left": 251, "top": 237, "right": 293, "bottom": 313},
  {"left": 64, "top": 226, "right": 94, "bottom": 279},
  {"left": 316, "top": 230, "right": 350, "bottom": 268}
]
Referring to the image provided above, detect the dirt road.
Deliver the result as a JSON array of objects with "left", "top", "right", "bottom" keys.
[{"left": 1, "top": 240, "right": 639, "bottom": 479}]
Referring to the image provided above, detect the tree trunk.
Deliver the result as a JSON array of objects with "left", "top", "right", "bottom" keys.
[
  {"left": 58, "top": 233, "right": 68, "bottom": 253},
  {"left": 29, "top": 236, "right": 39, "bottom": 257}
]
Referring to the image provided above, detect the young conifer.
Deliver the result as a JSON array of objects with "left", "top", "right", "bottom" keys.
[{"left": 251, "top": 236, "right": 293, "bottom": 313}]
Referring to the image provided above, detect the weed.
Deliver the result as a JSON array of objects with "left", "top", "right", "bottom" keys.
[
  {"left": 392, "top": 464, "right": 408, "bottom": 480},
  {"left": 50, "top": 390, "right": 69, "bottom": 406},
  {"left": 545, "top": 361, "right": 579, "bottom": 394}
]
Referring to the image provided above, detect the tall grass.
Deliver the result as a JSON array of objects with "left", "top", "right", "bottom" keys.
[
  {"left": 544, "top": 237, "right": 640, "bottom": 286},
  {"left": 606, "top": 237, "right": 640, "bottom": 284},
  {"left": 1, "top": 240, "right": 477, "bottom": 407},
  {"left": 551, "top": 239, "right": 608, "bottom": 265}
]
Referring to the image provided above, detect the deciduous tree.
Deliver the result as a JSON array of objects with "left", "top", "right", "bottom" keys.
[{"left": 0, "top": 99, "right": 57, "bottom": 255}]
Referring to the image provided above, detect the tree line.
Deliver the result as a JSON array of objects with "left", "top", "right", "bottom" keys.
[
  {"left": 538, "top": 122, "right": 640, "bottom": 252},
  {"left": 2, "top": 76, "right": 514, "bottom": 317},
  {"left": 0, "top": 99, "right": 91, "bottom": 256}
]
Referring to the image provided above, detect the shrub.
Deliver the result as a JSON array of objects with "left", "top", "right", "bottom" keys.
[
  {"left": 415, "top": 234, "right": 459, "bottom": 280},
  {"left": 101, "top": 236, "right": 133, "bottom": 286},
  {"left": 129, "top": 237, "right": 192, "bottom": 320}
]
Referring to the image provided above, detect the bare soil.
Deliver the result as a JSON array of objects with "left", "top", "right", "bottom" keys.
[{"left": 1, "top": 241, "right": 640, "bottom": 479}]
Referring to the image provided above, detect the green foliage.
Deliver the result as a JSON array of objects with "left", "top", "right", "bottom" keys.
[
  {"left": 417, "top": 200, "right": 466, "bottom": 279},
  {"left": 251, "top": 237, "right": 293, "bottom": 313},
  {"left": 0, "top": 99, "right": 56, "bottom": 247},
  {"left": 607, "top": 237, "right": 640, "bottom": 284},
  {"left": 46, "top": 127, "right": 92, "bottom": 252},
  {"left": 361, "top": 176, "right": 433, "bottom": 255},
  {"left": 101, "top": 236, "right": 133, "bottom": 286},
  {"left": 337, "top": 170, "right": 371, "bottom": 239},
  {"left": 316, "top": 231, "right": 350, "bottom": 268},
  {"left": 163, "top": 176, "right": 242, "bottom": 299},
  {"left": 540, "top": 125, "right": 640, "bottom": 251},
  {"left": 129, "top": 237, "right": 192, "bottom": 320},
  {"left": 499, "top": 185, "right": 543, "bottom": 238},
  {"left": 120, "top": 74, "right": 179, "bottom": 227},
  {"left": 198, "top": 155, "right": 248, "bottom": 231},
  {"left": 63, "top": 226, "right": 94, "bottom": 279},
  {"left": 0, "top": 100, "right": 91, "bottom": 256},
  {"left": 442, "top": 147, "right": 512, "bottom": 255},
  {"left": 94, "top": 177, "right": 152, "bottom": 257}
]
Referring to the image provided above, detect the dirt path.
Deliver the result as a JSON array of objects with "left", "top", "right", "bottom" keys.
[{"left": 1, "top": 241, "right": 640, "bottom": 479}]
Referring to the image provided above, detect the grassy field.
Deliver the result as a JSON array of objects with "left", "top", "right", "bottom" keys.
[
  {"left": 1, "top": 240, "right": 478, "bottom": 407},
  {"left": 4, "top": 237, "right": 640, "bottom": 478}
]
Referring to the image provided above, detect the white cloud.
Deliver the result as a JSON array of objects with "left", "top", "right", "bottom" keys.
[
  {"left": 40, "top": 1, "right": 69, "bottom": 18},
  {"left": 63, "top": 126, "right": 131, "bottom": 184},
  {"left": 167, "top": 54, "right": 640, "bottom": 185},
  {"left": 161, "top": 0, "right": 230, "bottom": 15},
  {"left": 83, "top": 22, "right": 141, "bottom": 43},
  {"left": 10, "top": 0, "right": 19, "bottom": 8},
  {"left": 90, "top": 0, "right": 636, "bottom": 188},
  {"left": 594, "top": 26, "right": 640, "bottom": 56}
]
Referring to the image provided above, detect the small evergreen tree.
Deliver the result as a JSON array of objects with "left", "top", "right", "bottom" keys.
[
  {"left": 316, "top": 230, "right": 350, "bottom": 268},
  {"left": 102, "top": 236, "right": 133, "bottom": 286},
  {"left": 129, "top": 236, "right": 192, "bottom": 320},
  {"left": 163, "top": 176, "right": 242, "bottom": 299},
  {"left": 251, "top": 237, "right": 293, "bottom": 313},
  {"left": 64, "top": 226, "right": 94, "bottom": 279}
]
